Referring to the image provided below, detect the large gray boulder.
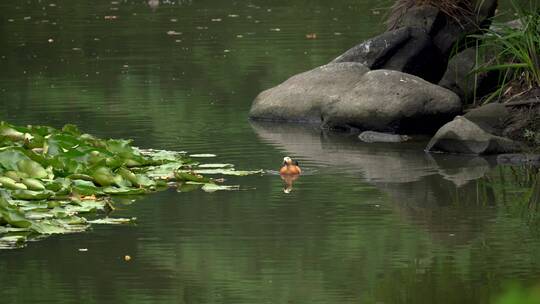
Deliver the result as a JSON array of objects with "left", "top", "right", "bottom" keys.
[
  {"left": 321, "top": 70, "right": 461, "bottom": 133},
  {"left": 426, "top": 116, "right": 521, "bottom": 154},
  {"left": 249, "top": 62, "right": 370, "bottom": 123},
  {"left": 332, "top": 27, "right": 445, "bottom": 83}
]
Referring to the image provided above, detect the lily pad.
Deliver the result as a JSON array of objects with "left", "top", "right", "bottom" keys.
[
  {"left": 0, "top": 235, "right": 27, "bottom": 249},
  {"left": 0, "top": 176, "right": 27, "bottom": 190},
  {"left": 0, "top": 148, "right": 31, "bottom": 171},
  {"left": 72, "top": 179, "right": 101, "bottom": 196},
  {"left": 65, "top": 200, "right": 105, "bottom": 213},
  {"left": 145, "top": 149, "right": 183, "bottom": 162},
  {"left": 192, "top": 169, "right": 263, "bottom": 176},
  {"left": 201, "top": 183, "right": 240, "bottom": 193},
  {"left": 10, "top": 190, "right": 54, "bottom": 200},
  {"left": 17, "top": 159, "right": 48, "bottom": 179},
  {"left": 197, "top": 163, "right": 234, "bottom": 168},
  {"left": 21, "top": 178, "right": 46, "bottom": 191},
  {"left": 0, "top": 124, "right": 25, "bottom": 141},
  {"left": 174, "top": 171, "right": 213, "bottom": 183},
  {"left": 102, "top": 187, "right": 146, "bottom": 195},
  {"left": 88, "top": 217, "right": 134, "bottom": 225},
  {"left": 91, "top": 166, "right": 118, "bottom": 187},
  {"left": 32, "top": 220, "right": 71, "bottom": 234},
  {"left": 189, "top": 154, "right": 217, "bottom": 158},
  {"left": 144, "top": 162, "right": 182, "bottom": 179}
]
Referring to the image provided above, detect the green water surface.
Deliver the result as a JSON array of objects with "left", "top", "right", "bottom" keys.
[{"left": 1, "top": 1, "right": 540, "bottom": 303}]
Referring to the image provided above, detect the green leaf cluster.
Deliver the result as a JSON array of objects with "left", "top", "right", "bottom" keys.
[{"left": 0, "top": 121, "right": 261, "bottom": 249}]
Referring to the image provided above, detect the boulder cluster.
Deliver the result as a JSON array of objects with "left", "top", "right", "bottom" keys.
[{"left": 249, "top": 0, "right": 531, "bottom": 155}]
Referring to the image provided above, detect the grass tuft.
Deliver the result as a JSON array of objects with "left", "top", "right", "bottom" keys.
[{"left": 472, "top": 0, "right": 540, "bottom": 104}]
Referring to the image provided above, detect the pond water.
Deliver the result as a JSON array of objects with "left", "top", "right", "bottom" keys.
[{"left": 1, "top": 0, "right": 540, "bottom": 303}]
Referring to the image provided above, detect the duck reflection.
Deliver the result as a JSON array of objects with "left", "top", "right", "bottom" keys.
[{"left": 281, "top": 174, "right": 299, "bottom": 193}]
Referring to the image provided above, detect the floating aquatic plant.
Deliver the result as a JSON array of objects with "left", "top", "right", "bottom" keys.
[{"left": 0, "top": 121, "right": 261, "bottom": 249}]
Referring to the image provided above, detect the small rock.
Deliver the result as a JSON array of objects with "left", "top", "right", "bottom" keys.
[
  {"left": 359, "top": 131, "right": 410, "bottom": 143},
  {"left": 464, "top": 103, "right": 510, "bottom": 135},
  {"left": 426, "top": 116, "right": 522, "bottom": 154}
]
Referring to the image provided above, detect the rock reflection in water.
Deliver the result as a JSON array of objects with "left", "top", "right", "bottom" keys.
[
  {"left": 251, "top": 121, "right": 500, "bottom": 244},
  {"left": 250, "top": 121, "right": 495, "bottom": 186},
  {"left": 148, "top": 0, "right": 159, "bottom": 10}
]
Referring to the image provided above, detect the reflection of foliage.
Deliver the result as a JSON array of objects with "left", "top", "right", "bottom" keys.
[
  {"left": 495, "top": 284, "right": 540, "bottom": 304},
  {"left": 486, "top": 166, "right": 540, "bottom": 229}
]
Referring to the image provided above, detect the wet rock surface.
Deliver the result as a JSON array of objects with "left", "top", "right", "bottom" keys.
[
  {"left": 249, "top": 62, "right": 370, "bottom": 123},
  {"left": 358, "top": 131, "right": 410, "bottom": 143},
  {"left": 439, "top": 48, "right": 501, "bottom": 103},
  {"left": 332, "top": 27, "right": 445, "bottom": 83},
  {"left": 322, "top": 70, "right": 461, "bottom": 133},
  {"left": 426, "top": 116, "right": 522, "bottom": 155},
  {"left": 250, "top": 68, "right": 461, "bottom": 133}
]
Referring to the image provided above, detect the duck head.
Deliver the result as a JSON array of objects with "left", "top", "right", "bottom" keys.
[{"left": 283, "top": 156, "right": 293, "bottom": 166}]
